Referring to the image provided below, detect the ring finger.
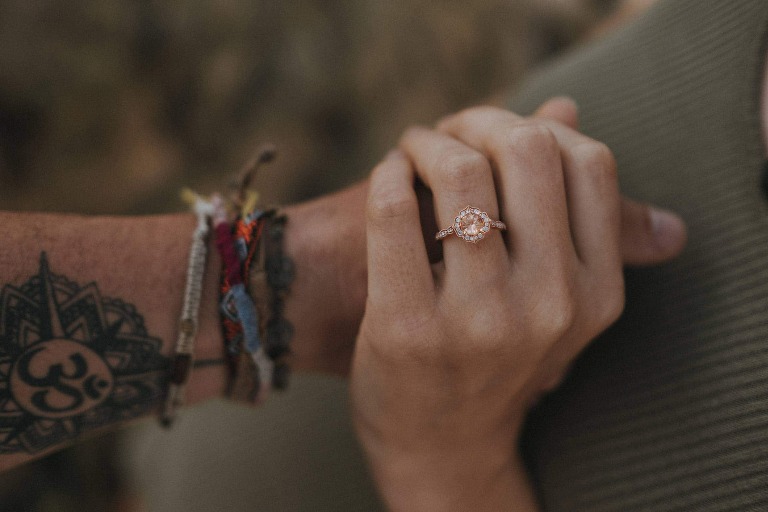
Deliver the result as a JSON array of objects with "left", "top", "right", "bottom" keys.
[{"left": 399, "top": 127, "right": 510, "bottom": 289}]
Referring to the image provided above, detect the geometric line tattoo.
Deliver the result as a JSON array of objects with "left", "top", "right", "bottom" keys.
[{"left": 0, "top": 253, "right": 169, "bottom": 454}]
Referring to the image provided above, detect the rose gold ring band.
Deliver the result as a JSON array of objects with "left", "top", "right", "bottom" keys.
[{"left": 435, "top": 206, "right": 507, "bottom": 244}]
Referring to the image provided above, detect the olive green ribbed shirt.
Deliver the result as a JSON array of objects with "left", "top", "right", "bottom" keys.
[{"left": 511, "top": 1, "right": 768, "bottom": 510}]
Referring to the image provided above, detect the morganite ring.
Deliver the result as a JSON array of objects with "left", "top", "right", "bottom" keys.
[{"left": 435, "top": 206, "right": 507, "bottom": 243}]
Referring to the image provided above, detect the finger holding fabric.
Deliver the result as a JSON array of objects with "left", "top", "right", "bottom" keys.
[
  {"left": 276, "top": 98, "right": 686, "bottom": 382},
  {"left": 530, "top": 99, "right": 687, "bottom": 266},
  {"left": 436, "top": 104, "right": 683, "bottom": 396},
  {"left": 414, "top": 97, "right": 684, "bottom": 269},
  {"left": 437, "top": 105, "right": 625, "bottom": 399},
  {"left": 533, "top": 98, "right": 689, "bottom": 267}
]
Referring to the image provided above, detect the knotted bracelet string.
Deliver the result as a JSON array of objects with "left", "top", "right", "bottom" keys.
[
  {"left": 215, "top": 203, "right": 274, "bottom": 403},
  {"left": 219, "top": 147, "right": 295, "bottom": 401},
  {"left": 161, "top": 145, "right": 294, "bottom": 424}
]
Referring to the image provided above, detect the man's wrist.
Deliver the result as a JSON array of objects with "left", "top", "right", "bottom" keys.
[
  {"left": 281, "top": 181, "right": 368, "bottom": 375},
  {"left": 192, "top": 176, "right": 370, "bottom": 403}
]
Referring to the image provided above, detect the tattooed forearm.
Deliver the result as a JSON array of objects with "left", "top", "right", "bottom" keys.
[{"left": 0, "top": 253, "right": 168, "bottom": 454}]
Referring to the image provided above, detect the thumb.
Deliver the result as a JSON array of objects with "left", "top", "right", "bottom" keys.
[
  {"left": 533, "top": 96, "right": 579, "bottom": 130},
  {"left": 621, "top": 197, "right": 687, "bottom": 266}
]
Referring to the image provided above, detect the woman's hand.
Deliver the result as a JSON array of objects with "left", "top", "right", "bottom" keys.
[
  {"left": 283, "top": 99, "right": 685, "bottom": 381},
  {"left": 350, "top": 106, "right": 636, "bottom": 511}
]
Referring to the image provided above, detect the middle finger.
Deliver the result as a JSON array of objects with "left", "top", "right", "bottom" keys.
[{"left": 438, "top": 109, "right": 576, "bottom": 270}]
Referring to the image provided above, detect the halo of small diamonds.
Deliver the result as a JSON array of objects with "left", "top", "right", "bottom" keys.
[
  {"left": 452, "top": 206, "right": 492, "bottom": 243},
  {"left": 435, "top": 206, "right": 506, "bottom": 242}
]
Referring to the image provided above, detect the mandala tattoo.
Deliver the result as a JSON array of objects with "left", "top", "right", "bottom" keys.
[{"left": 0, "top": 253, "right": 168, "bottom": 454}]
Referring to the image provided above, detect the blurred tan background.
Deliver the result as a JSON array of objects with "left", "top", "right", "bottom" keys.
[{"left": 0, "top": 0, "right": 651, "bottom": 510}]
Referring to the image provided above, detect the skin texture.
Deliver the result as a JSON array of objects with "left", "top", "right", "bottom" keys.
[
  {"left": 287, "top": 97, "right": 689, "bottom": 377},
  {"left": 292, "top": 58, "right": 768, "bottom": 383},
  {"left": 0, "top": 22, "right": 756, "bottom": 501},
  {"left": 0, "top": 99, "right": 689, "bottom": 475},
  {"left": 0, "top": 197, "right": 366, "bottom": 471},
  {"left": 0, "top": 213, "right": 226, "bottom": 470},
  {"left": 348, "top": 102, "right": 687, "bottom": 511},
  {"left": 346, "top": 47, "right": 766, "bottom": 504}
]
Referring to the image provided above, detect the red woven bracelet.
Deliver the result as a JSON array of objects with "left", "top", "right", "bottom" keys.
[{"left": 218, "top": 211, "right": 267, "bottom": 401}]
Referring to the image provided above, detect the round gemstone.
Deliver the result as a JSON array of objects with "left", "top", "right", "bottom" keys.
[{"left": 459, "top": 212, "right": 484, "bottom": 236}]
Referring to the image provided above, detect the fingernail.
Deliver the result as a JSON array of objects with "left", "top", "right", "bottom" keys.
[{"left": 650, "top": 207, "right": 686, "bottom": 251}]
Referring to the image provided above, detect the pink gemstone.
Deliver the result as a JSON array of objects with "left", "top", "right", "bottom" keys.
[{"left": 459, "top": 212, "right": 484, "bottom": 236}]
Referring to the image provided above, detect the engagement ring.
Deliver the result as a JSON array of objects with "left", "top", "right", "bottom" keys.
[{"left": 435, "top": 206, "right": 506, "bottom": 244}]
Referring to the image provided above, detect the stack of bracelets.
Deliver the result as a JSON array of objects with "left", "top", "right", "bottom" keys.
[{"left": 161, "top": 147, "right": 294, "bottom": 426}]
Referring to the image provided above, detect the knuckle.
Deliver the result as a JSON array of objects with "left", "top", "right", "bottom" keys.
[
  {"left": 571, "top": 141, "right": 618, "bottom": 181},
  {"left": 436, "top": 150, "right": 491, "bottom": 191},
  {"left": 454, "top": 105, "right": 501, "bottom": 123},
  {"left": 401, "top": 125, "right": 425, "bottom": 144},
  {"left": 531, "top": 274, "right": 577, "bottom": 340},
  {"left": 546, "top": 296, "right": 577, "bottom": 339},
  {"left": 599, "top": 278, "right": 626, "bottom": 327},
  {"left": 579, "top": 275, "right": 625, "bottom": 338},
  {"left": 366, "top": 188, "right": 416, "bottom": 227},
  {"left": 440, "top": 105, "right": 522, "bottom": 135},
  {"left": 501, "top": 122, "right": 558, "bottom": 153}
]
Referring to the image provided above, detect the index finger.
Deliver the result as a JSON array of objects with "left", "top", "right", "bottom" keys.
[{"left": 366, "top": 151, "right": 436, "bottom": 312}]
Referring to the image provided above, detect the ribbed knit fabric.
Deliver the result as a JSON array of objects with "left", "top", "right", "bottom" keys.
[{"left": 510, "top": 2, "right": 768, "bottom": 511}]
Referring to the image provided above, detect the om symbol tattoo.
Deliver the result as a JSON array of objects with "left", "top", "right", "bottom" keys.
[
  {"left": 0, "top": 254, "right": 168, "bottom": 454},
  {"left": 11, "top": 339, "right": 114, "bottom": 418}
]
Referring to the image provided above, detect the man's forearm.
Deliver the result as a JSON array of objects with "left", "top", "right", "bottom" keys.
[
  {"left": 0, "top": 190, "right": 368, "bottom": 472},
  {"left": 0, "top": 212, "right": 230, "bottom": 470}
]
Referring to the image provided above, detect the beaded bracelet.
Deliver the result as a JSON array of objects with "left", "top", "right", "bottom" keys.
[{"left": 261, "top": 212, "right": 294, "bottom": 389}]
